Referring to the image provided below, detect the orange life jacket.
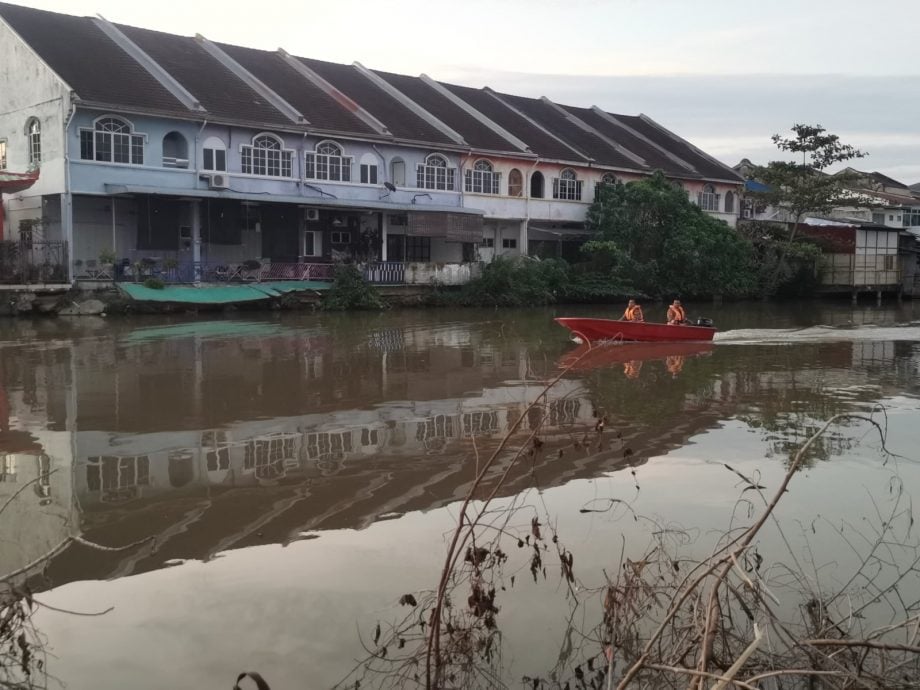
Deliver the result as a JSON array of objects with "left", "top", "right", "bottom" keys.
[
  {"left": 667, "top": 305, "right": 686, "bottom": 323},
  {"left": 623, "top": 304, "right": 643, "bottom": 322}
]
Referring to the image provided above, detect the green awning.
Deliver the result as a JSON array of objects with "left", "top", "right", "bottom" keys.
[{"left": 118, "top": 281, "right": 329, "bottom": 305}]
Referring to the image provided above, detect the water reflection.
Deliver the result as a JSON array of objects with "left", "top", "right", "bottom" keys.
[{"left": 0, "top": 303, "right": 919, "bottom": 591}]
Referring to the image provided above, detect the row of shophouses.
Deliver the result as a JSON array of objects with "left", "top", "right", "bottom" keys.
[{"left": 0, "top": 2, "right": 745, "bottom": 286}]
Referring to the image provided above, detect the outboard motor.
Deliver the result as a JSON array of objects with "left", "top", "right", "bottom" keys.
[{"left": 695, "top": 318, "right": 714, "bottom": 328}]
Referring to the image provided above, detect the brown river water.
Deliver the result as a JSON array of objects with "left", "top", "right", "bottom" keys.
[{"left": 1, "top": 300, "right": 919, "bottom": 689}]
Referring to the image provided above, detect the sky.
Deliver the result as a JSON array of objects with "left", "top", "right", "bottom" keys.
[{"left": 11, "top": 0, "right": 920, "bottom": 182}]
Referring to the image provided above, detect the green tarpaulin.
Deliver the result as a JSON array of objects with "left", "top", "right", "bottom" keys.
[{"left": 118, "top": 281, "right": 329, "bottom": 305}]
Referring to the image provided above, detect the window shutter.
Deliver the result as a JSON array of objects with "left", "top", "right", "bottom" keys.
[
  {"left": 553, "top": 178, "right": 559, "bottom": 198},
  {"left": 447, "top": 168, "right": 455, "bottom": 190},
  {"left": 416, "top": 165, "right": 424, "bottom": 188},
  {"left": 576, "top": 180, "right": 583, "bottom": 201},
  {"left": 464, "top": 169, "right": 472, "bottom": 192},
  {"left": 697, "top": 192, "right": 702, "bottom": 206}
]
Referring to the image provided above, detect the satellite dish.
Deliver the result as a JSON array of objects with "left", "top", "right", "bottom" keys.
[{"left": 384, "top": 182, "right": 397, "bottom": 192}]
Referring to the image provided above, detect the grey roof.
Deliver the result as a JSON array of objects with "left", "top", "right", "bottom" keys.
[{"left": 0, "top": 2, "right": 740, "bottom": 181}]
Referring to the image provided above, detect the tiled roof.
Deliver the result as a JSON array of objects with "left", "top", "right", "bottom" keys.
[
  {"left": 298, "top": 58, "right": 454, "bottom": 145},
  {"left": 495, "top": 93, "right": 641, "bottom": 170},
  {"left": 115, "top": 25, "right": 292, "bottom": 127},
  {"left": 614, "top": 115, "right": 742, "bottom": 181},
  {"left": 0, "top": 3, "right": 740, "bottom": 181},
  {"left": 561, "top": 105, "right": 698, "bottom": 178},
  {"left": 373, "top": 71, "right": 521, "bottom": 152},
  {"left": 215, "top": 44, "right": 377, "bottom": 136},
  {"left": 0, "top": 2, "right": 187, "bottom": 114},
  {"left": 439, "top": 83, "right": 586, "bottom": 162}
]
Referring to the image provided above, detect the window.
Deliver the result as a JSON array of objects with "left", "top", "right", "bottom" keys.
[
  {"left": 26, "top": 118, "right": 41, "bottom": 166},
  {"left": 531, "top": 171, "right": 545, "bottom": 198},
  {"left": 417, "top": 153, "right": 455, "bottom": 190},
  {"left": 502, "top": 237, "right": 517, "bottom": 249},
  {"left": 303, "top": 230, "right": 321, "bottom": 256},
  {"left": 241, "top": 133, "right": 293, "bottom": 177},
  {"left": 481, "top": 237, "right": 494, "bottom": 248},
  {"left": 202, "top": 136, "right": 227, "bottom": 172},
  {"left": 902, "top": 209, "right": 920, "bottom": 227},
  {"left": 724, "top": 190, "right": 735, "bottom": 214},
  {"left": 698, "top": 183, "right": 720, "bottom": 211},
  {"left": 508, "top": 168, "right": 523, "bottom": 197},
  {"left": 387, "top": 235, "right": 430, "bottom": 261},
  {"left": 464, "top": 159, "right": 500, "bottom": 194},
  {"left": 79, "top": 117, "right": 144, "bottom": 165},
  {"left": 889, "top": 214, "right": 895, "bottom": 222},
  {"left": 0, "top": 139, "right": 6, "bottom": 170},
  {"left": 305, "top": 140, "right": 351, "bottom": 182},
  {"left": 885, "top": 255, "right": 896, "bottom": 270},
  {"left": 390, "top": 158, "right": 406, "bottom": 186},
  {"left": 162, "top": 131, "right": 188, "bottom": 167},
  {"left": 553, "top": 168, "right": 582, "bottom": 201},
  {"left": 595, "top": 172, "right": 617, "bottom": 200},
  {"left": 872, "top": 212, "right": 886, "bottom": 225},
  {"left": 331, "top": 231, "right": 351, "bottom": 244},
  {"left": 360, "top": 163, "right": 378, "bottom": 184}
]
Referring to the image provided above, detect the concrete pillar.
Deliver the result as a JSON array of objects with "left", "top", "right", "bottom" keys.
[
  {"left": 519, "top": 220, "right": 528, "bottom": 257},
  {"left": 380, "top": 212, "right": 388, "bottom": 261},
  {"left": 851, "top": 289, "right": 858, "bottom": 305},
  {"left": 191, "top": 200, "right": 202, "bottom": 282},
  {"left": 876, "top": 290, "right": 882, "bottom": 306},
  {"left": 62, "top": 192, "right": 74, "bottom": 283}
]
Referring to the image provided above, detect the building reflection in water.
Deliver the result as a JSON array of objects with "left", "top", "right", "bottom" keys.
[{"left": 0, "top": 316, "right": 915, "bottom": 587}]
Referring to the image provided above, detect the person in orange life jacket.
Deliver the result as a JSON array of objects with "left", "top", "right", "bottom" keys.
[
  {"left": 667, "top": 299, "right": 687, "bottom": 325},
  {"left": 622, "top": 299, "right": 644, "bottom": 322}
]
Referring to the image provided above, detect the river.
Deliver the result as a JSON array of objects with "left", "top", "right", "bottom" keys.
[{"left": 1, "top": 300, "right": 919, "bottom": 689}]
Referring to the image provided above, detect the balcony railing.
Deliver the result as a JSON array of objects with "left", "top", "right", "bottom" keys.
[
  {"left": 0, "top": 240, "right": 69, "bottom": 285},
  {"left": 363, "top": 261, "right": 406, "bottom": 284}
]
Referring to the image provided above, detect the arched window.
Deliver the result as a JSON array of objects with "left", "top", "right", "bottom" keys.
[
  {"left": 530, "top": 170, "right": 545, "bottom": 198},
  {"left": 596, "top": 172, "right": 618, "bottom": 200},
  {"left": 79, "top": 116, "right": 145, "bottom": 165},
  {"left": 724, "top": 190, "right": 735, "bottom": 214},
  {"left": 390, "top": 157, "right": 406, "bottom": 186},
  {"left": 26, "top": 118, "right": 41, "bottom": 166},
  {"left": 698, "top": 183, "right": 720, "bottom": 211},
  {"left": 417, "top": 153, "right": 455, "bottom": 191},
  {"left": 162, "top": 131, "right": 189, "bottom": 167},
  {"left": 241, "top": 133, "right": 293, "bottom": 177},
  {"left": 464, "top": 159, "right": 500, "bottom": 194},
  {"left": 305, "top": 139, "right": 351, "bottom": 182},
  {"left": 508, "top": 169, "right": 523, "bottom": 197},
  {"left": 202, "top": 135, "right": 227, "bottom": 172},
  {"left": 553, "top": 168, "right": 582, "bottom": 201}
]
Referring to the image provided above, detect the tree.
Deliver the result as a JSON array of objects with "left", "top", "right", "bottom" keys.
[
  {"left": 748, "top": 124, "right": 866, "bottom": 293},
  {"left": 583, "top": 172, "right": 754, "bottom": 299}
]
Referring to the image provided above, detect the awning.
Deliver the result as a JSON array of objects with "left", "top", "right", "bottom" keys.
[
  {"left": 408, "top": 211, "right": 483, "bottom": 242},
  {"left": 104, "top": 184, "right": 484, "bottom": 217},
  {"left": 527, "top": 221, "right": 592, "bottom": 242}
]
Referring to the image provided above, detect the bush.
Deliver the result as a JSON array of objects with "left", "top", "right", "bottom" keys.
[
  {"left": 143, "top": 278, "right": 165, "bottom": 290},
  {"left": 457, "top": 257, "right": 568, "bottom": 307},
  {"left": 322, "top": 264, "right": 385, "bottom": 311}
]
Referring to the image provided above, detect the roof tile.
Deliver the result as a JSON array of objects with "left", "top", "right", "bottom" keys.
[{"left": 0, "top": 3, "right": 187, "bottom": 114}]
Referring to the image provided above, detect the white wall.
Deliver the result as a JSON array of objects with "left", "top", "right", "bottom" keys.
[{"left": 0, "top": 18, "right": 70, "bottom": 237}]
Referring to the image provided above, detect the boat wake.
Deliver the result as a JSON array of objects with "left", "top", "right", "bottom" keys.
[{"left": 715, "top": 323, "right": 920, "bottom": 345}]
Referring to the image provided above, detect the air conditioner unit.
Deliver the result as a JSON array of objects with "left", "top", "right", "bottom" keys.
[
  {"left": 305, "top": 208, "right": 320, "bottom": 222},
  {"left": 208, "top": 173, "right": 230, "bottom": 190}
]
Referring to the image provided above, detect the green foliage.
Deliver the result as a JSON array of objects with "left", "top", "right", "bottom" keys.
[
  {"left": 739, "top": 221, "right": 822, "bottom": 296},
  {"left": 322, "top": 264, "right": 385, "bottom": 311},
  {"left": 457, "top": 257, "right": 568, "bottom": 307},
  {"left": 98, "top": 248, "right": 117, "bottom": 265},
  {"left": 143, "top": 277, "right": 165, "bottom": 290},
  {"left": 745, "top": 124, "right": 867, "bottom": 294},
  {"left": 584, "top": 172, "right": 755, "bottom": 298},
  {"left": 749, "top": 124, "right": 867, "bottom": 222}
]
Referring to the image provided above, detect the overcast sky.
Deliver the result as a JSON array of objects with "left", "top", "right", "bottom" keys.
[{"left": 13, "top": 0, "right": 920, "bottom": 182}]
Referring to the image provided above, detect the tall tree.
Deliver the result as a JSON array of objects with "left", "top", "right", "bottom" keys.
[
  {"left": 748, "top": 124, "right": 866, "bottom": 293},
  {"left": 584, "top": 172, "right": 754, "bottom": 299}
]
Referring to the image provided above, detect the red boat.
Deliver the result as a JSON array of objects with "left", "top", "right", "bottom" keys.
[{"left": 554, "top": 317, "right": 716, "bottom": 344}]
